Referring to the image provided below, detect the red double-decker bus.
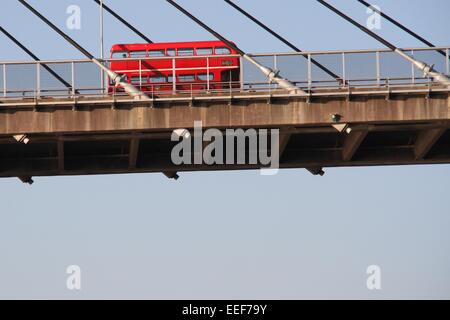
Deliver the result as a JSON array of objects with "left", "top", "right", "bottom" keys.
[{"left": 108, "top": 40, "right": 240, "bottom": 94}]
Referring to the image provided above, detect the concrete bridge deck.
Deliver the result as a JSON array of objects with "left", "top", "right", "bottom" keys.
[{"left": 0, "top": 84, "right": 449, "bottom": 180}]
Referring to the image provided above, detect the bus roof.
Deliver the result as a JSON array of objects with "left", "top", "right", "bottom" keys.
[{"left": 111, "top": 40, "right": 236, "bottom": 52}]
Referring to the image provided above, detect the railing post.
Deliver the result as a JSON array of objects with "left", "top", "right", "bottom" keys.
[
  {"left": 273, "top": 54, "right": 278, "bottom": 92},
  {"left": 103, "top": 67, "right": 107, "bottom": 95},
  {"left": 206, "top": 56, "right": 210, "bottom": 92},
  {"left": 139, "top": 59, "right": 142, "bottom": 89},
  {"left": 36, "top": 62, "right": 41, "bottom": 98},
  {"left": 446, "top": 48, "right": 449, "bottom": 75},
  {"left": 2, "top": 64, "right": 6, "bottom": 98},
  {"left": 342, "top": 53, "right": 346, "bottom": 86},
  {"left": 71, "top": 61, "right": 76, "bottom": 97},
  {"left": 239, "top": 56, "right": 244, "bottom": 91},
  {"left": 100, "top": 68, "right": 104, "bottom": 95},
  {"left": 307, "top": 54, "right": 312, "bottom": 89},
  {"left": 230, "top": 72, "right": 233, "bottom": 96},
  {"left": 376, "top": 51, "right": 380, "bottom": 85},
  {"left": 172, "top": 58, "right": 176, "bottom": 94}
]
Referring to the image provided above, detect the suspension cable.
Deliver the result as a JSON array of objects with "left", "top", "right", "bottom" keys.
[
  {"left": 0, "top": 26, "right": 74, "bottom": 91},
  {"left": 316, "top": 0, "right": 450, "bottom": 86},
  {"left": 224, "top": 0, "right": 342, "bottom": 82},
  {"left": 356, "top": 0, "right": 446, "bottom": 57},
  {"left": 92, "top": 0, "right": 153, "bottom": 43}
]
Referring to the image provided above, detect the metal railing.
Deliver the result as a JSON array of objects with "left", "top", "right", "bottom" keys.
[{"left": 0, "top": 46, "right": 449, "bottom": 100}]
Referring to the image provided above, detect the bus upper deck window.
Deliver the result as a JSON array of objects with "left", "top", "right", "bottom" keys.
[
  {"left": 197, "top": 48, "right": 213, "bottom": 55},
  {"left": 149, "top": 50, "right": 165, "bottom": 57},
  {"left": 178, "top": 48, "right": 194, "bottom": 56},
  {"left": 112, "top": 51, "right": 129, "bottom": 58},
  {"left": 130, "top": 50, "right": 147, "bottom": 58},
  {"left": 215, "top": 47, "right": 231, "bottom": 55},
  {"left": 167, "top": 49, "right": 176, "bottom": 56}
]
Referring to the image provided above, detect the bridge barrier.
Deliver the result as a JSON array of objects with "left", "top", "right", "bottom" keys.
[{"left": 0, "top": 46, "right": 449, "bottom": 100}]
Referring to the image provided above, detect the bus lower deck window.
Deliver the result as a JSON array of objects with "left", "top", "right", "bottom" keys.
[
  {"left": 198, "top": 73, "right": 214, "bottom": 81},
  {"left": 150, "top": 76, "right": 166, "bottom": 83},
  {"left": 179, "top": 74, "right": 195, "bottom": 82},
  {"left": 131, "top": 76, "right": 142, "bottom": 84}
]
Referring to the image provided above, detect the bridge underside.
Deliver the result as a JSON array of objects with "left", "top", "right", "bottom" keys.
[{"left": 0, "top": 88, "right": 449, "bottom": 179}]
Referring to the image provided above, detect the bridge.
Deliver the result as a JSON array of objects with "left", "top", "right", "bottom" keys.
[{"left": 1, "top": 0, "right": 450, "bottom": 183}]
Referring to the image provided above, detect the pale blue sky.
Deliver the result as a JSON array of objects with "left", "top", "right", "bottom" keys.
[{"left": 1, "top": 0, "right": 450, "bottom": 299}]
